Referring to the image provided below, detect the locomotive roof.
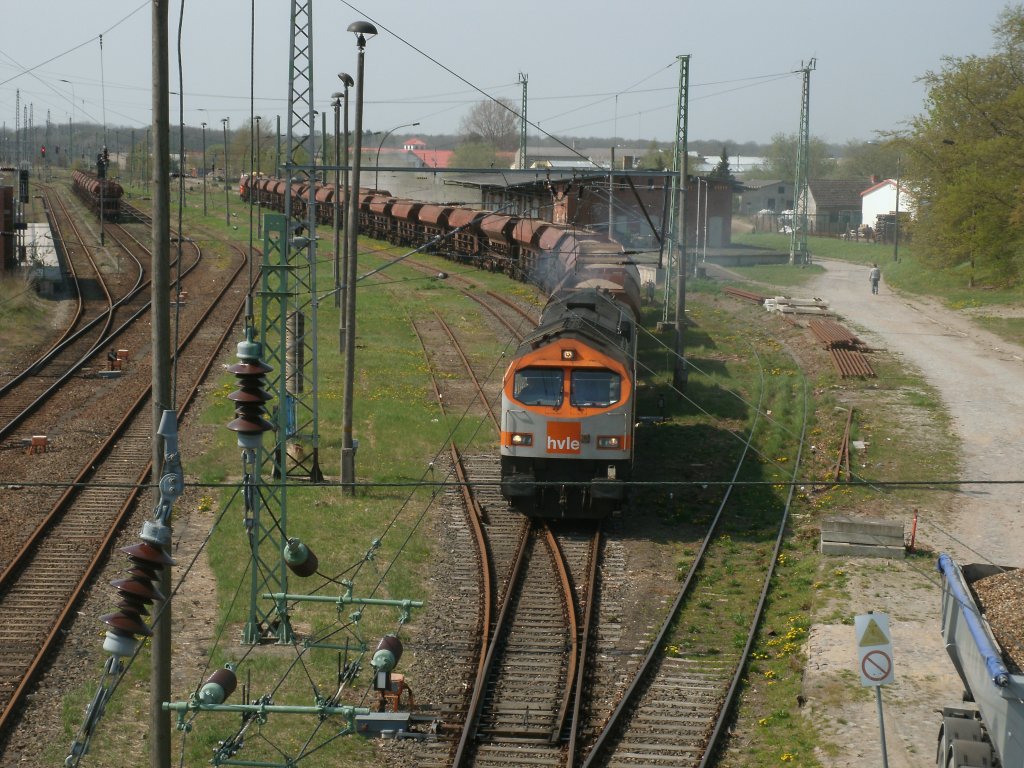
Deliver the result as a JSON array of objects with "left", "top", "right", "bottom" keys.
[{"left": 517, "top": 288, "right": 635, "bottom": 363}]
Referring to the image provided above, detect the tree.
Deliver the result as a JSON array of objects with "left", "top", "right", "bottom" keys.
[
  {"left": 754, "top": 133, "right": 836, "bottom": 180},
  {"left": 451, "top": 141, "right": 499, "bottom": 169},
  {"left": 639, "top": 140, "right": 670, "bottom": 170},
  {"left": 836, "top": 140, "right": 901, "bottom": 182},
  {"left": 905, "top": 4, "right": 1024, "bottom": 286},
  {"left": 707, "top": 145, "right": 735, "bottom": 182},
  {"left": 459, "top": 99, "right": 519, "bottom": 152}
]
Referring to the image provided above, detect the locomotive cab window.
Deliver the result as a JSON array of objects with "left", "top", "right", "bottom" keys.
[
  {"left": 570, "top": 370, "right": 620, "bottom": 408},
  {"left": 514, "top": 368, "right": 563, "bottom": 407}
]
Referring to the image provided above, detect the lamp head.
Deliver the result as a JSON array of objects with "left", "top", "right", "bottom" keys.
[
  {"left": 347, "top": 21, "right": 377, "bottom": 49},
  {"left": 338, "top": 72, "right": 354, "bottom": 88}
]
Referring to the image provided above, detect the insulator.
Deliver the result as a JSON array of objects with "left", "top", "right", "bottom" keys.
[
  {"left": 100, "top": 539, "right": 173, "bottom": 657},
  {"left": 199, "top": 666, "right": 238, "bottom": 705},
  {"left": 283, "top": 537, "right": 319, "bottom": 577},
  {"left": 226, "top": 339, "right": 274, "bottom": 449},
  {"left": 111, "top": 576, "right": 165, "bottom": 603},
  {"left": 122, "top": 540, "right": 175, "bottom": 568},
  {"left": 371, "top": 634, "right": 403, "bottom": 673}
]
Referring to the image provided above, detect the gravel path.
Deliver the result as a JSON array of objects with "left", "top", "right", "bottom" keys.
[
  {"left": 808, "top": 258, "right": 1024, "bottom": 563},
  {"left": 798, "top": 258, "right": 1024, "bottom": 768}
]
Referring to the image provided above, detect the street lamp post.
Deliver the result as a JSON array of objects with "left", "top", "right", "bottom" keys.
[
  {"left": 222, "top": 117, "right": 230, "bottom": 226},
  {"left": 201, "top": 122, "right": 207, "bottom": 216},
  {"left": 338, "top": 73, "right": 354, "bottom": 342},
  {"left": 341, "top": 21, "right": 377, "bottom": 493},
  {"left": 374, "top": 121, "right": 419, "bottom": 191},
  {"left": 332, "top": 92, "right": 343, "bottom": 311}
]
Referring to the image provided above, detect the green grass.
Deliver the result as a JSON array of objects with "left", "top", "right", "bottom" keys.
[
  {"left": 721, "top": 262, "right": 827, "bottom": 290},
  {"left": 0, "top": 271, "right": 52, "bottom": 352}
]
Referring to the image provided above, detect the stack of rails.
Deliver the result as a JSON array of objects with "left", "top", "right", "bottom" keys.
[
  {"left": 723, "top": 286, "right": 768, "bottom": 304},
  {"left": 808, "top": 319, "right": 875, "bottom": 378}
]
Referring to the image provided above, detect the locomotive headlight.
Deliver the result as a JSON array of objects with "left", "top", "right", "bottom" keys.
[
  {"left": 510, "top": 432, "right": 533, "bottom": 446},
  {"left": 561, "top": 349, "right": 576, "bottom": 360},
  {"left": 597, "top": 436, "right": 621, "bottom": 449}
]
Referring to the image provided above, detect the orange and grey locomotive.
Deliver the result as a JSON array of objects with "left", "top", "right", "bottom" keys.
[{"left": 500, "top": 286, "right": 637, "bottom": 519}]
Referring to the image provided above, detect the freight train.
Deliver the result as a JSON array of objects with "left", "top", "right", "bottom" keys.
[
  {"left": 239, "top": 174, "right": 642, "bottom": 518},
  {"left": 72, "top": 170, "right": 123, "bottom": 223}
]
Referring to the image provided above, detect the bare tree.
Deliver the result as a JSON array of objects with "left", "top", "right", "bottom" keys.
[{"left": 459, "top": 99, "right": 519, "bottom": 151}]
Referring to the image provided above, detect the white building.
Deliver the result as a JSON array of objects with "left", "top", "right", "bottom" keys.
[{"left": 861, "top": 177, "right": 915, "bottom": 229}]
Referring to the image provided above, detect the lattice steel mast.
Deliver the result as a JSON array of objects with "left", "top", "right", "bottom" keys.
[
  {"left": 278, "top": 0, "right": 323, "bottom": 481},
  {"left": 662, "top": 54, "right": 689, "bottom": 327},
  {"left": 518, "top": 73, "right": 528, "bottom": 170},
  {"left": 241, "top": 0, "right": 324, "bottom": 645},
  {"left": 790, "top": 58, "right": 815, "bottom": 265}
]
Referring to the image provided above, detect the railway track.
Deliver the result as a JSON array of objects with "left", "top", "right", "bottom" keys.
[
  {"left": 409, "top": 292, "right": 606, "bottom": 768},
  {"left": 0, "top": 191, "right": 141, "bottom": 433},
  {"left": 456, "top": 523, "right": 598, "bottom": 768},
  {"left": 0, "top": 195, "right": 203, "bottom": 444},
  {"left": 0, "top": 200, "right": 253, "bottom": 736},
  {"left": 581, "top": 359, "right": 809, "bottom": 767}
]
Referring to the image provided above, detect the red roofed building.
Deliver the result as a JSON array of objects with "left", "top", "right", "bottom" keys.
[{"left": 403, "top": 138, "right": 452, "bottom": 169}]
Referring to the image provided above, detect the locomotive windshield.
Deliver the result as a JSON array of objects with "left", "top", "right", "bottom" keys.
[
  {"left": 514, "top": 368, "right": 563, "bottom": 407},
  {"left": 570, "top": 370, "right": 620, "bottom": 407}
]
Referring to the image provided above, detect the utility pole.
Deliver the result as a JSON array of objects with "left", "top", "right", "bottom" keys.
[
  {"left": 893, "top": 155, "right": 900, "bottom": 262},
  {"left": 608, "top": 146, "right": 615, "bottom": 239},
  {"left": 201, "top": 122, "right": 207, "bottom": 216},
  {"left": 518, "top": 73, "right": 528, "bottom": 170},
  {"left": 149, "top": 2, "right": 172, "bottom": 766},
  {"left": 222, "top": 117, "right": 230, "bottom": 226},
  {"left": 790, "top": 58, "right": 815, "bottom": 265},
  {"left": 660, "top": 54, "right": 690, "bottom": 392}
]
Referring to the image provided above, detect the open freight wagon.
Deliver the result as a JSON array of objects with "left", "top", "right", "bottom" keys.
[{"left": 936, "top": 554, "right": 1024, "bottom": 767}]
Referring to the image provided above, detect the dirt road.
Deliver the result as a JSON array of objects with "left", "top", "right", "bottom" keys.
[
  {"left": 799, "top": 258, "right": 1024, "bottom": 767},
  {"left": 808, "top": 258, "right": 1024, "bottom": 562}
]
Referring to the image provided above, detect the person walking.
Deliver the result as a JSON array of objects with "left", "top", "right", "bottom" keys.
[{"left": 869, "top": 263, "right": 881, "bottom": 295}]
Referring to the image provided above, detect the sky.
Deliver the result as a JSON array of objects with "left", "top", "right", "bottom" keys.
[{"left": 0, "top": 0, "right": 1007, "bottom": 152}]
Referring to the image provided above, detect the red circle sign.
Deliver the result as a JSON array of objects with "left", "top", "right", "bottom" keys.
[{"left": 861, "top": 649, "right": 892, "bottom": 682}]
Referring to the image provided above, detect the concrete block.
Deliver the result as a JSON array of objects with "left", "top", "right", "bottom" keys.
[
  {"left": 820, "top": 516, "right": 905, "bottom": 557},
  {"left": 820, "top": 541, "right": 906, "bottom": 559}
]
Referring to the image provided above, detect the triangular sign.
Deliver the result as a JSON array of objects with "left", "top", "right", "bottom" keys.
[{"left": 858, "top": 618, "right": 889, "bottom": 647}]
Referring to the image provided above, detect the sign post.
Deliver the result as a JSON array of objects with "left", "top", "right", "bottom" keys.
[{"left": 855, "top": 611, "right": 894, "bottom": 768}]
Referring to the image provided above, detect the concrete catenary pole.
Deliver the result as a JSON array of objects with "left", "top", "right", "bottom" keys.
[{"left": 150, "top": 1, "right": 172, "bottom": 766}]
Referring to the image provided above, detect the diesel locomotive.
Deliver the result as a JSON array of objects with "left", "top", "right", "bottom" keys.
[{"left": 499, "top": 284, "right": 638, "bottom": 518}]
